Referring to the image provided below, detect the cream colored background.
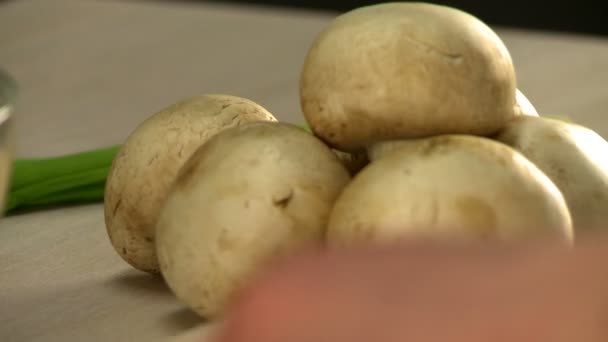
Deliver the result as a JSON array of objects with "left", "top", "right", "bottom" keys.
[{"left": 0, "top": 0, "right": 607, "bottom": 341}]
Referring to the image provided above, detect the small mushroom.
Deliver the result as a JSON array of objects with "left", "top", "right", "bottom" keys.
[
  {"left": 300, "top": 2, "right": 517, "bottom": 151},
  {"left": 327, "top": 135, "right": 573, "bottom": 245},
  {"left": 495, "top": 115, "right": 608, "bottom": 234},
  {"left": 156, "top": 122, "right": 351, "bottom": 318},
  {"left": 515, "top": 89, "right": 539, "bottom": 117},
  {"left": 104, "top": 95, "right": 277, "bottom": 273}
]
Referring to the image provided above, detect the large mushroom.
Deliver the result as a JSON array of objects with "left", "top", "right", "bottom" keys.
[
  {"left": 326, "top": 135, "right": 573, "bottom": 245},
  {"left": 300, "top": 2, "right": 517, "bottom": 152},
  {"left": 104, "top": 95, "right": 277, "bottom": 273},
  {"left": 495, "top": 115, "right": 608, "bottom": 235},
  {"left": 155, "top": 122, "right": 351, "bottom": 318}
]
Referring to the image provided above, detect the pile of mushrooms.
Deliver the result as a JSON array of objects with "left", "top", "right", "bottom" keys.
[{"left": 103, "top": 2, "right": 608, "bottom": 321}]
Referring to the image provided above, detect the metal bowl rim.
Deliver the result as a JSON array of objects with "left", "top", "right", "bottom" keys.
[{"left": 0, "top": 68, "right": 17, "bottom": 125}]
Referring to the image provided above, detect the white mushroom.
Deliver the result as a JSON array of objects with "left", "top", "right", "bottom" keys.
[
  {"left": 327, "top": 135, "right": 573, "bottom": 245},
  {"left": 156, "top": 122, "right": 351, "bottom": 318},
  {"left": 104, "top": 95, "right": 277, "bottom": 273},
  {"left": 300, "top": 2, "right": 517, "bottom": 151},
  {"left": 495, "top": 115, "right": 608, "bottom": 234}
]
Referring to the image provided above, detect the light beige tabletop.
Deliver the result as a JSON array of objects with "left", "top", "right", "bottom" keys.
[{"left": 0, "top": 0, "right": 607, "bottom": 341}]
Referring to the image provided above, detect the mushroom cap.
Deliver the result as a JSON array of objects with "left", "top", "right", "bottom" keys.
[
  {"left": 327, "top": 135, "right": 573, "bottom": 245},
  {"left": 104, "top": 95, "right": 277, "bottom": 273},
  {"left": 496, "top": 115, "right": 608, "bottom": 234},
  {"left": 300, "top": 2, "right": 517, "bottom": 151},
  {"left": 156, "top": 122, "right": 351, "bottom": 318}
]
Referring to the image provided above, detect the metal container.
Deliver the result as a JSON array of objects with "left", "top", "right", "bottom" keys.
[{"left": 0, "top": 69, "right": 16, "bottom": 213}]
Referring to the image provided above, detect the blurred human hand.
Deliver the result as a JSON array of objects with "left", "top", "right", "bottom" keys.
[{"left": 213, "top": 237, "right": 608, "bottom": 342}]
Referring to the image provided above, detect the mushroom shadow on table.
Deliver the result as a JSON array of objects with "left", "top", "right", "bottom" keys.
[
  {"left": 108, "top": 269, "right": 170, "bottom": 296},
  {"left": 161, "top": 307, "right": 206, "bottom": 334}
]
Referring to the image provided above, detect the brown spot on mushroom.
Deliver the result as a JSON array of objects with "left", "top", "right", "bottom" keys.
[
  {"left": 544, "top": 131, "right": 562, "bottom": 142},
  {"left": 200, "top": 288, "right": 211, "bottom": 301},
  {"left": 350, "top": 223, "right": 374, "bottom": 240},
  {"left": 145, "top": 236, "right": 153, "bottom": 243},
  {"left": 229, "top": 113, "right": 242, "bottom": 125},
  {"left": 112, "top": 198, "right": 122, "bottom": 218},
  {"left": 401, "top": 33, "right": 463, "bottom": 63},
  {"left": 147, "top": 155, "right": 157, "bottom": 166},
  {"left": 273, "top": 188, "right": 293, "bottom": 209},
  {"left": 122, "top": 247, "right": 127, "bottom": 255},
  {"left": 420, "top": 137, "right": 451, "bottom": 156},
  {"left": 592, "top": 190, "right": 607, "bottom": 202},
  {"left": 175, "top": 159, "right": 200, "bottom": 190},
  {"left": 428, "top": 197, "right": 439, "bottom": 226},
  {"left": 454, "top": 196, "right": 497, "bottom": 238},
  {"left": 273, "top": 196, "right": 292, "bottom": 209},
  {"left": 217, "top": 230, "right": 237, "bottom": 252},
  {"left": 247, "top": 158, "right": 260, "bottom": 167}
]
